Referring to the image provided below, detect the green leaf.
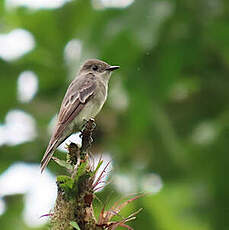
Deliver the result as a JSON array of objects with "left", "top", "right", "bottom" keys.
[
  {"left": 74, "top": 161, "right": 87, "bottom": 181},
  {"left": 70, "top": 221, "right": 81, "bottom": 230},
  {"left": 90, "top": 160, "right": 103, "bottom": 177},
  {"left": 57, "top": 175, "right": 74, "bottom": 189},
  {"left": 52, "top": 156, "right": 74, "bottom": 172}
]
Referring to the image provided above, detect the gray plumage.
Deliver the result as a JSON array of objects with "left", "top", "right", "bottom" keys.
[{"left": 40, "top": 59, "right": 119, "bottom": 173}]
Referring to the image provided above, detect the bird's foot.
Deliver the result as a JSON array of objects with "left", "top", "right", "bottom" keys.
[{"left": 80, "top": 118, "right": 96, "bottom": 138}]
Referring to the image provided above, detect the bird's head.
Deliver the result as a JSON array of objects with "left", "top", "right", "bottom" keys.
[{"left": 79, "top": 59, "right": 120, "bottom": 80}]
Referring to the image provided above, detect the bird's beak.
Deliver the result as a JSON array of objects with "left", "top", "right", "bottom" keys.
[{"left": 106, "top": 65, "right": 120, "bottom": 71}]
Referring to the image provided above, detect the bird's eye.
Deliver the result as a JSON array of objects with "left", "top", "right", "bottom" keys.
[{"left": 92, "top": 65, "right": 98, "bottom": 71}]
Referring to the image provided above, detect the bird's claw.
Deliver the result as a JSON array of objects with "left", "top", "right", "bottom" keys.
[
  {"left": 89, "top": 118, "right": 96, "bottom": 129},
  {"left": 80, "top": 118, "right": 96, "bottom": 136}
]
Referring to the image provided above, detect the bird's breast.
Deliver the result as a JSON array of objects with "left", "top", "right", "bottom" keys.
[{"left": 73, "top": 82, "right": 107, "bottom": 128}]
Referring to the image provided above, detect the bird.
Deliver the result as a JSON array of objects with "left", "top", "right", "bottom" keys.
[{"left": 40, "top": 59, "right": 120, "bottom": 173}]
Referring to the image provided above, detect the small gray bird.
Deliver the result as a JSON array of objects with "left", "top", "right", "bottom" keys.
[{"left": 40, "top": 59, "right": 119, "bottom": 173}]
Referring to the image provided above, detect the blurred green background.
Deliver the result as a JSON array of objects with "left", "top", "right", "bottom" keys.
[{"left": 1, "top": 0, "right": 229, "bottom": 229}]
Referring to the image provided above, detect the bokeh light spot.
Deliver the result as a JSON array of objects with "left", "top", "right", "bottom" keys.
[
  {"left": 17, "top": 71, "right": 39, "bottom": 103},
  {"left": 92, "top": 0, "right": 134, "bottom": 10},
  {"left": 191, "top": 121, "right": 219, "bottom": 145},
  {"left": 142, "top": 173, "right": 163, "bottom": 194},
  {"left": 0, "top": 29, "right": 35, "bottom": 61},
  {"left": 0, "top": 163, "right": 56, "bottom": 227},
  {"left": 6, "top": 0, "right": 72, "bottom": 10},
  {"left": 0, "top": 110, "right": 37, "bottom": 146},
  {"left": 64, "top": 39, "right": 82, "bottom": 64}
]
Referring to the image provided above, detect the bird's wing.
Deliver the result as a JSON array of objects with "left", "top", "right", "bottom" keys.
[
  {"left": 54, "top": 73, "right": 97, "bottom": 139},
  {"left": 40, "top": 73, "right": 96, "bottom": 173}
]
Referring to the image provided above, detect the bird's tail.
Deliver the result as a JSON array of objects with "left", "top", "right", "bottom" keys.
[{"left": 40, "top": 139, "right": 58, "bottom": 173}]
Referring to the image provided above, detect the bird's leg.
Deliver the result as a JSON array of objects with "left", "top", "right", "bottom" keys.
[
  {"left": 80, "top": 118, "right": 96, "bottom": 135},
  {"left": 80, "top": 118, "right": 96, "bottom": 160}
]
